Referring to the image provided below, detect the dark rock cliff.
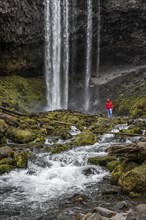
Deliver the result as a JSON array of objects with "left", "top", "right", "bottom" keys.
[
  {"left": 70, "top": 0, "right": 146, "bottom": 77},
  {"left": 0, "top": 0, "right": 145, "bottom": 77},
  {"left": 0, "top": 0, "right": 44, "bottom": 76}
]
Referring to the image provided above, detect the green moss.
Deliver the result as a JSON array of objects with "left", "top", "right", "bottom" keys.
[
  {"left": 130, "top": 98, "right": 146, "bottom": 118},
  {"left": 0, "top": 75, "right": 46, "bottom": 112},
  {"left": 6, "top": 128, "right": 36, "bottom": 144},
  {"left": 0, "top": 157, "right": 15, "bottom": 165},
  {"left": 119, "top": 165, "right": 146, "bottom": 195},
  {"left": 122, "top": 125, "right": 143, "bottom": 135},
  {"left": 74, "top": 130, "right": 97, "bottom": 146},
  {"left": 14, "top": 151, "right": 28, "bottom": 168},
  {"left": 51, "top": 126, "right": 71, "bottom": 140},
  {"left": 47, "top": 144, "right": 70, "bottom": 154},
  {"left": 0, "top": 164, "right": 14, "bottom": 174},
  {"left": 111, "top": 161, "right": 138, "bottom": 184},
  {"left": 106, "top": 160, "right": 120, "bottom": 172},
  {"left": 0, "top": 119, "right": 8, "bottom": 136},
  {"left": 114, "top": 96, "right": 146, "bottom": 117},
  {"left": 88, "top": 156, "right": 116, "bottom": 167}
]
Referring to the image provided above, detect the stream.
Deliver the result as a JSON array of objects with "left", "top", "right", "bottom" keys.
[{"left": 0, "top": 125, "right": 140, "bottom": 220}]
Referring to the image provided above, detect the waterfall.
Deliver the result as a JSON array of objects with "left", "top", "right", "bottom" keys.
[
  {"left": 85, "top": 0, "right": 93, "bottom": 112},
  {"left": 45, "top": 0, "right": 69, "bottom": 110},
  {"left": 97, "top": 0, "right": 101, "bottom": 77},
  {"left": 62, "top": 0, "right": 69, "bottom": 109}
]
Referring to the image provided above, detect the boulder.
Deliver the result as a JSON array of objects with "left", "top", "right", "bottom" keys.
[
  {"left": 119, "top": 165, "right": 146, "bottom": 196},
  {"left": 74, "top": 130, "right": 97, "bottom": 146}
]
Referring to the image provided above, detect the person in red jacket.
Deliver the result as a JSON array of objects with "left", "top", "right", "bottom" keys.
[{"left": 106, "top": 99, "right": 113, "bottom": 118}]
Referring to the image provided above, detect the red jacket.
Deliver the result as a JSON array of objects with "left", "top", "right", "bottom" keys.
[{"left": 106, "top": 101, "right": 113, "bottom": 110}]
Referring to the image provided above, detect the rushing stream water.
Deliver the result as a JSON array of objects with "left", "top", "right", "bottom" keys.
[{"left": 0, "top": 125, "right": 139, "bottom": 220}]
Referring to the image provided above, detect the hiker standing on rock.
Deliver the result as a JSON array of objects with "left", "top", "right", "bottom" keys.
[{"left": 106, "top": 99, "right": 113, "bottom": 119}]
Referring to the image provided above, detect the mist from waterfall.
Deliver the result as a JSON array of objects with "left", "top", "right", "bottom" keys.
[
  {"left": 97, "top": 0, "right": 101, "bottom": 77},
  {"left": 85, "top": 0, "right": 93, "bottom": 112},
  {"left": 45, "top": 0, "right": 69, "bottom": 110}
]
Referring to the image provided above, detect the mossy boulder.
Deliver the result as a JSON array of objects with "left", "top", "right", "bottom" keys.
[
  {"left": 121, "top": 125, "right": 143, "bottom": 135},
  {"left": 0, "top": 164, "right": 14, "bottom": 174},
  {"left": 47, "top": 144, "right": 70, "bottom": 154},
  {"left": 106, "top": 160, "right": 120, "bottom": 172},
  {"left": 88, "top": 156, "right": 117, "bottom": 167},
  {"left": 0, "top": 146, "right": 13, "bottom": 159},
  {"left": 91, "top": 117, "right": 110, "bottom": 134},
  {"left": 6, "top": 128, "right": 36, "bottom": 143},
  {"left": 14, "top": 151, "right": 28, "bottom": 168},
  {"left": 51, "top": 126, "right": 71, "bottom": 140},
  {"left": 0, "top": 157, "right": 15, "bottom": 165},
  {"left": 0, "top": 119, "right": 8, "bottom": 136},
  {"left": 74, "top": 130, "right": 97, "bottom": 146},
  {"left": 111, "top": 161, "right": 138, "bottom": 184},
  {"left": 119, "top": 165, "right": 146, "bottom": 196},
  {"left": 19, "top": 118, "right": 38, "bottom": 130}
]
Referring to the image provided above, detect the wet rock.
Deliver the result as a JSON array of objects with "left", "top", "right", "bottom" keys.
[
  {"left": 135, "top": 204, "right": 146, "bottom": 220},
  {"left": 113, "top": 201, "right": 128, "bottom": 212},
  {"left": 93, "top": 206, "right": 116, "bottom": 218},
  {"left": 82, "top": 167, "right": 100, "bottom": 176}
]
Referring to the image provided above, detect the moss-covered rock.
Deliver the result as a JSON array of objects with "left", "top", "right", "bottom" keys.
[
  {"left": 114, "top": 96, "right": 146, "bottom": 118},
  {"left": 51, "top": 126, "right": 71, "bottom": 140},
  {"left": 0, "top": 119, "right": 8, "bottom": 136},
  {"left": 106, "top": 160, "right": 120, "bottom": 172},
  {"left": 88, "top": 156, "right": 117, "bottom": 167},
  {"left": 121, "top": 125, "right": 143, "bottom": 135},
  {"left": 6, "top": 128, "right": 36, "bottom": 143},
  {"left": 47, "top": 144, "right": 70, "bottom": 154},
  {"left": 119, "top": 165, "right": 146, "bottom": 196},
  {"left": 111, "top": 161, "right": 138, "bottom": 184},
  {"left": 14, "top": 151, "right": 28, "bottom": 168},
  {"left": 0, "top": 146, "right": 13, "bottom": 159},
  {"left": 0, "top": 75, "right": 45, "bottom": 113},
  {"left": 74, "top": 130, "right": 97, "bottom": 146},
  {"left": 0, "top": 157, "right": 15, "bottom": 165},
  {"left": 0, "top": 164, "right": 14, "bottom": 174}
]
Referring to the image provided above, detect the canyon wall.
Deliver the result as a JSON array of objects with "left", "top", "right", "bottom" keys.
[
  {"left": 0, "top": 0, "right": 145, "bottom": 77},
  {"left": 0, "top": 0, "right": 44, "bottom": 76}
]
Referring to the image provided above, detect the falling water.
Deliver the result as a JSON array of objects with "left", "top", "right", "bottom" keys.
[
  {"left": 62, "top": 0, "right": 69, "bottom": 109},
  {"left": 97, "top": 0, "right": 101, "bottom": 77},
  {"left": 45, "top": 0, "right": 69, "bottom": 110},
  {"left": 85, "top": 0, "right": 93, "bottom": 112}
]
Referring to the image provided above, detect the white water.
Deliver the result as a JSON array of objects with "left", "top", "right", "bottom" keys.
[
  {"left": 0, "top": 125, "right": 136, "bottom": 219},
  {"left": 0, "top": 144, "right": 108, "bottom": 208},
  {"left": 97, "top": 0, "right": 101, "bottom": 77},
  {"left": 45, "top": 0, "right": 69, "bottom": 110},
  {"left": 85, "top": 0, "right": 93, "bottom": 112},
  {"left": 62, "top": 0, "right": 69, "bottom": 109}
]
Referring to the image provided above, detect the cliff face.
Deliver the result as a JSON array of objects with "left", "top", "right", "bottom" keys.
[
  {"left": 100, "top": 0, "right": 146, "bottom": 72},
  {"left": 70, "top": 0, "right": 146, "bottom": 77},
  {"left": 0, "top": 0, "right": 44, "bottom": 76},
  {"left": 0, "top": 0, "right": 145, "bottom": 77}
]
